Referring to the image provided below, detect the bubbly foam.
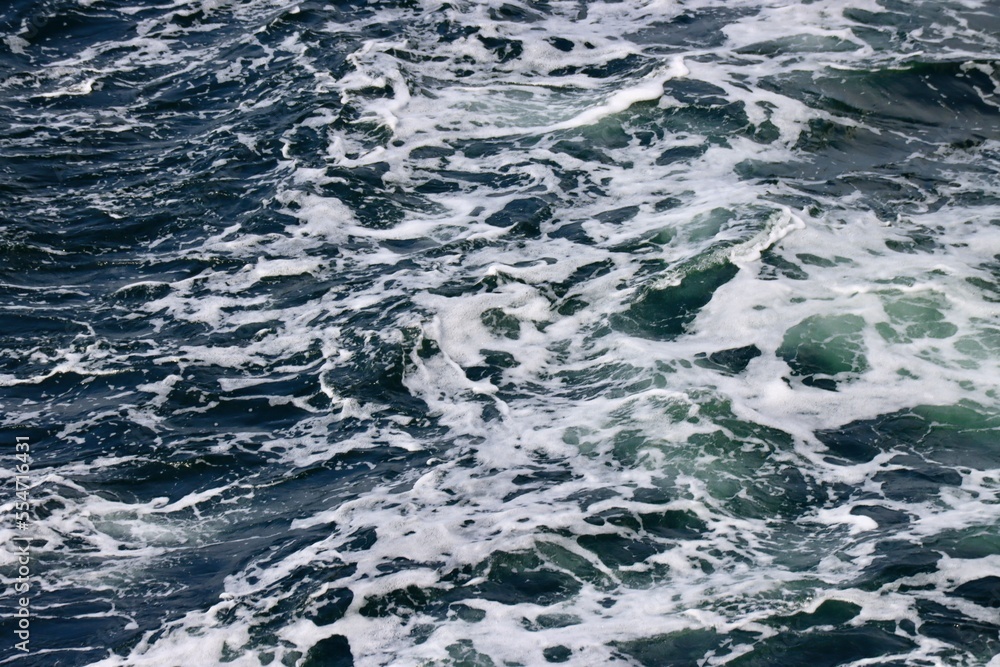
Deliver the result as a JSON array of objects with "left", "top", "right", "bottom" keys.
[{"left": 3, "top": 0, "right": 1000, "bottom": 665}]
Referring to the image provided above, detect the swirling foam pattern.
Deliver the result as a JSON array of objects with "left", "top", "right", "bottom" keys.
[{"left": 2, "top": 0, "right": 1000, "bottom": 665}]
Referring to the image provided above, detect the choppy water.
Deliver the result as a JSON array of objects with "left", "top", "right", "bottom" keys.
[{"left": 2, "top": 0, "right": 1000, "bottom": 665}]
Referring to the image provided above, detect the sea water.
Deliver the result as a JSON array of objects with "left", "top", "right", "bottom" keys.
[{"left": 1, "top": 0, "right": 999, "bottom": 665}]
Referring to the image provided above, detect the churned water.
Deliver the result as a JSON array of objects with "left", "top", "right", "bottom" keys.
[{"left": 1, "top": 0, "right": 1000, "bottom": 665}]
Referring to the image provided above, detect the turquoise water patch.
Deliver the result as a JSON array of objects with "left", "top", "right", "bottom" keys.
[
  {"left": 818, "top": 402, "right": 1000, "bottom": 469},
  {"left": 777, "top": 314, "right": 868, "bottom": 390},
  {"left": 876, "top": 290, "right": 959, "bottom": 342},
  {"left": 613, "top": 261, "right": 740, "bottom": 340}
]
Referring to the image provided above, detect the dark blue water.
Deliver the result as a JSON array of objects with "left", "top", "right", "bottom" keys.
[{"left": 2, "top": 1, "right": 1000, "bottom": 665}]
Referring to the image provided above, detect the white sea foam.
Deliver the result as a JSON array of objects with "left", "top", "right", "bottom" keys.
[{"left": 5, "top": 0, "right": 1000, "bottom": 664}]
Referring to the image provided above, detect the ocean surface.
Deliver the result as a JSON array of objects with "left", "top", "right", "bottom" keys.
[{"left": 2, "top": 0, "right": 1000, "bottom": 665}]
